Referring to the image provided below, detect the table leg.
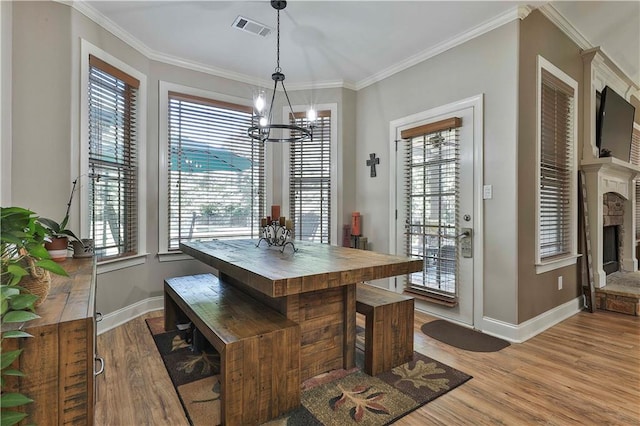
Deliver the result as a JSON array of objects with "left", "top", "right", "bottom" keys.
[
  {"left": 164, "top": 282, "right": 178, "bottom": 331},
  {"left": 343, "top": 283, "right": 356, "bottom": 370}
]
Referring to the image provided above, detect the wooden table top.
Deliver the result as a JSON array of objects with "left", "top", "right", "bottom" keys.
[{"left": 180, "top": 239, "right": 423, "bottom": 298}]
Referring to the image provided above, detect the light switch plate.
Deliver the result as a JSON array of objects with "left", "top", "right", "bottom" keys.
[{"left": 483, "top": 184, "right": 493, "bottom": 199}]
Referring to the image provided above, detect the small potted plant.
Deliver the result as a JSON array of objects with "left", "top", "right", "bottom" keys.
[
  {"left": 38, "top": 179, "right": 81, "bottom": 262},
  {"left": 1, "top": 207, "right": 68, "bottom": 302},
  {"left": 1, "top": 206, "right": 68, "bottom": 425}
]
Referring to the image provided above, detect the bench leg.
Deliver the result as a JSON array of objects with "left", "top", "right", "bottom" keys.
[
  {"left": 364, "top": 299, "right": 414, "bottom": 376},
  {"left": 220, "top": 332, "right": 300, "bottom": 425}
]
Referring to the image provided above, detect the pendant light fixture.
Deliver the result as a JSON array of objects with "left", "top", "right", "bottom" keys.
[{"left": 247, "top": 0, "right": 316, "bottom": 143}]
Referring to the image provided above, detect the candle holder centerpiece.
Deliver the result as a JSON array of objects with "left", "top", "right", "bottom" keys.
[{"left": 256, "top": 216, "right": 297, "bottom": 253}]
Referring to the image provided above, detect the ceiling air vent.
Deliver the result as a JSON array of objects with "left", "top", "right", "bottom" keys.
[{"left": 232, "top": 16, "right": 272, "bottom": 37}]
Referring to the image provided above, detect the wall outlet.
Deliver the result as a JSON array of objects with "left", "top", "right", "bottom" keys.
[{"left": 557, "top": 276, "right": 563, "bottom": 290}]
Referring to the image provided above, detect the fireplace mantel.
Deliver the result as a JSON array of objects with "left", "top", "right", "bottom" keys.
[{"left": 582, "top": 157, "right": 640, "bottom": 178}]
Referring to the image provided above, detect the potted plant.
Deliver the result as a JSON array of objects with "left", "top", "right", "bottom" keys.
[
  {"left": 1, "top": 206, "right": 68, "bottom": 425},
  {"left": 38, "top": 179, "right": 81, "bottom": 262}
]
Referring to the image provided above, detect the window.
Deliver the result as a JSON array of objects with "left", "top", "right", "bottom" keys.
[
  {"left": 402, "top": 118, "right": 461, "bottom": 299},
  {"left": 88, "top": 54, "right": 140, "bottom": 261},
  {"left": 289, "top": 111, "right": 332, "bottom": 243},
  {"left": 163, "top": 89, "right": 264, "bottom": 251},
  {"left": 536, "top": 56, "right": 578, "bottom": 272}
]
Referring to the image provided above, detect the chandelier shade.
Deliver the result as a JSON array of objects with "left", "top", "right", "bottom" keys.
[{"left": 247, "top": 0, "right": 315, "bottom": 143}]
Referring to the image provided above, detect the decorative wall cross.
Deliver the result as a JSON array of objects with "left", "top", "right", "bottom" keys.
[{"left": 367, "top": 153, "right": 380, "bottom": 177}]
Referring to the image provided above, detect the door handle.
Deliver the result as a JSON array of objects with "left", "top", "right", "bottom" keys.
[{"left": 459, "top": 227, "right": 472, "bottom": 258}]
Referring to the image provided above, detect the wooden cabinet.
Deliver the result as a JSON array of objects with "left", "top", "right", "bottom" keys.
[{"left": 4, "top": 258, "right": 97, "bottom": 425}]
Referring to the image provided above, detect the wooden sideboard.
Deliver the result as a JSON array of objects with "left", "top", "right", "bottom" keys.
[{"left": 3, "top": 258, "right": 98, "bottom": 425}]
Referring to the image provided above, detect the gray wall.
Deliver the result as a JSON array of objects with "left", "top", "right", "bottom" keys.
[
  {"left": 355, "top": 22, "right": 520, "bottom": 324},
  {"left": 0, "top": 1, "right": 12, "bottom": 205},
  {"left": 517, "top": 10, "right": 583, "bottom": 323}
]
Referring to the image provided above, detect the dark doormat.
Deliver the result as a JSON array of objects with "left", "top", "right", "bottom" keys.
[{"left": 421, "top": 320, "right": 510, "bottom": 352}]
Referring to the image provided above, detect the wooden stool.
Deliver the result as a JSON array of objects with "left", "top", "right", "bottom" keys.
[{"left": 356, "top": 282, "right": 414, "bottom": 375}]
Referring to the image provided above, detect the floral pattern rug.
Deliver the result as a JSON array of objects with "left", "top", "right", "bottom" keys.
[{"left": 146, "top": 317, "right": 471, "bottom": 425}]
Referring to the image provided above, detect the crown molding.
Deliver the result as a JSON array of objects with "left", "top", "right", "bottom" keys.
[
  {"left": 517, "top": 4, "right": 536, "bottom": 21},
  {"left": 287, "top": 80, "right": 356, "bottom": 92},
  {"left": 70, "top": 1, "right": 266, "bottom": 87},
  {"left": 354, "top": 5, "right": 531, "bottom": 90},
  {"left": 70, "top": 1, "right": 549, "bottom": 93},
  {"left": 537, "top": 3, "right": 591, "bottom": 50},
  {"left": 538, "top": 3, "right": 638, "bottom": 90},
  {"left": 71, "top": 1, "right": 151, "bottom": 60},
  {"left": 71, "top": 1, "right": 354, "bottom": 91}
]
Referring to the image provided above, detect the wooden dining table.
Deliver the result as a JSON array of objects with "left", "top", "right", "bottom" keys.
[{"left": 180, "top": 239, "right": 423, "bottom": 381}]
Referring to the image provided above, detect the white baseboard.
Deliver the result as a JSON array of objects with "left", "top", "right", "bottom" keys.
[
  {"left": 480, "top": 296, "right": 584, "bottom": 343},
  {"left": 97, "top": 294, "right": 584, "bottom": 343},
  {"left": 97, "top": 296, "right": 164, "bottom": 335}
]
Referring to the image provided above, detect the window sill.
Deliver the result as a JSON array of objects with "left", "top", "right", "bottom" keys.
[
  {"left": 97, "top": 253, "right": 149, "bottom": 274},
  {"left": 158, "top": 251, "right": 193, "bottom": 262},
  {"left": 535, "top": 254, "right": 580, "bottom": 274}
]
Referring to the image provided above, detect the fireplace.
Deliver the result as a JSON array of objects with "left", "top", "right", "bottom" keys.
[
  {"left": 601, "top": 192, "right": 625, "bottom": 275},
  {"left": 581, "top": 161, "right": 639, "bottom": 288},
  {"left": 602, "top": 225, "right": 619, "bottom": 274}
]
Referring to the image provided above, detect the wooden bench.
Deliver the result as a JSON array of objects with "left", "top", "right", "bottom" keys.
[
  {"left": 163, "top": 274, "right": 301, "bottom": 425},
  {"left": 356, "top": 282, "right": 415, "bottom": 376}
]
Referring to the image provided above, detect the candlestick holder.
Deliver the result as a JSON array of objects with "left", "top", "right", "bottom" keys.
[{"left": 256, "top": 221, "right": 298, "bottom": 253}]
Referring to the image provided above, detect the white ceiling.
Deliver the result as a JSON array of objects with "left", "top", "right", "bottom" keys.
[{"left": 81, "top": 1, "right": 639, "bottom": 90}]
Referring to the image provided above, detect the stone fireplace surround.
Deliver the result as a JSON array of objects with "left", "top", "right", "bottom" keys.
[{"left": 602, "top": 192, "right": 624, "bottom": 274}]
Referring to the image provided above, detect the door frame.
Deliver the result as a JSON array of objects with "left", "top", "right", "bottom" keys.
[{"left": 388, "top": 94, "right": 484, "bottom": 328}]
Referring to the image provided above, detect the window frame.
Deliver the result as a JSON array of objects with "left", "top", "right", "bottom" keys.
[
  {"left": 535, "top": 55, "right": 579, "bottom": 274},
  {"left": 158, "top": 81, "right": 260, "bottom": 260},
  {"left": 282, "top": 104, "right": 339, "bottom": 245},
  {"left": 80, "top": 39, "right": 148, "bottom": 273}
]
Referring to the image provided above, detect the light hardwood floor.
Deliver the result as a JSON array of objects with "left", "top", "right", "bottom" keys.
[{"left": 95, "top": 309, "right": 640, "bottom": 425}]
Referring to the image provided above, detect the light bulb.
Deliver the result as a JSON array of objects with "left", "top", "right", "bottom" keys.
[
  {"left": 255, "top": 92, "right": 266, "bottom": 113},
  {"left": 307, "top": 108, "right": 317, "bottom": 123},
  {"left": 259, "top": 116, "right": 268, "bottom": 127}
]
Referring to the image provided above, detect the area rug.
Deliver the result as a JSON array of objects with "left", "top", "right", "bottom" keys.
[
  {"left": 421, "top": 320, "right": 510, "bottom": 352},
  {"left": 147, "top": 317, "right": 471, "bottom": 425}
]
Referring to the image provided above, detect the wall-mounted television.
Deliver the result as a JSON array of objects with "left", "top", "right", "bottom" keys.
[{"left": 596, "top": 85, "right": 636, "bottom": 162}]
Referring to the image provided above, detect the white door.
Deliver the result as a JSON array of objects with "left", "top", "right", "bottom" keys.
[{"left": 392, "top": 96, "right": 482, "bottom": 326}]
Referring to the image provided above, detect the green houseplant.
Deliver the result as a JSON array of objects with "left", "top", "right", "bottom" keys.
[
  {"left": 38, "top": 179, "right": 81, "bottom": 261},
  {"left": 1, "top": 206, "right": 68, "bottom": 426}
]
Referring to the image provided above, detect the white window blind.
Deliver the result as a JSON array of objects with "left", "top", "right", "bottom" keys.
[
  {"left": 289, "top": 111, "right": 331, "bottom": 243},
  {"left": 539, "top": 68, "right": 575, "bottom": 260},
  {"left": 167, "top": 92, "right": 264, "bottom": 250},
  {"left": 402, "top": 119, "right": 460, "bottom": 298},
  {"left": 633, "top": 127, "right": 640, "bottom": 239},
  {"left": 88, "top": 54, "right": 139, "bottom": 261},
  {"left": 630, "top": 126, "right": 640, "bottom": 166}
]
